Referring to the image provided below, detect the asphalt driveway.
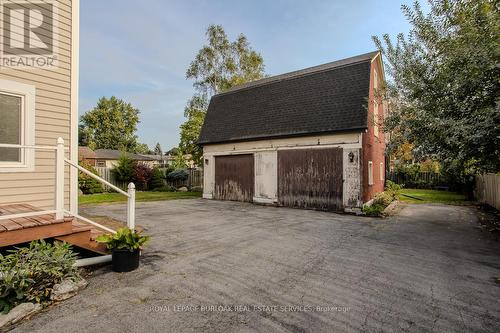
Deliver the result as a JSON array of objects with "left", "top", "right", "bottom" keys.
[{"left": 13, "top": 199, "right": 500, "bottom": 333}]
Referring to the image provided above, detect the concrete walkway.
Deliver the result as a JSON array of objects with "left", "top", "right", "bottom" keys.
[{"left": 12, "top": 200, "right": 500, "bottom": 333}]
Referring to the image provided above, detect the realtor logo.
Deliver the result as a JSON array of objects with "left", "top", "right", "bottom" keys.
[{"left": 0, "top": 0, "right": 58, "bottom": 68}]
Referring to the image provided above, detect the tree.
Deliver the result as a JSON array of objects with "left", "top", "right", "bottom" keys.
[
  {"left": 149, "top": 168, "right": 165, "bottom": 190},
  {"left": 171, "top": 150, "right": 189, "bottom": 169},
  {"left": 154, "top": 143, "right": 163, "bottom": 156},
  {"left": 178, "top": 95, "right": 208, "bottom": 166},
  {"left": 132, "top": 163, "right": 153, "bottom": 191},
  {"left": 78, "top": 161, "right": 103, "bottom": 194},
  {"left": 135, "top": 143, "right": 152, "bottom": 154},
  {"left": 186, "top": 25, "right": 266, "bottom": 95},
  {"left": 78, "top": 124, "right": 89, "bottom": 146},
  {"left": 80, "top": 96, "right": 140, "bottom": 151},
  {"left": 373, "top": 0, "right": 500, "bottom": 179},
  {"left": 178, "top": 24, "right": 266, "bottom": 166},
  {"left": 112, "top": 155, "right": 136, "bottom": 183}
]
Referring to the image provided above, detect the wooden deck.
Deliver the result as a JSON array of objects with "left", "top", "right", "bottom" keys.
[{"left": 0, "top": 204, "right": 107, "bottom": 253}]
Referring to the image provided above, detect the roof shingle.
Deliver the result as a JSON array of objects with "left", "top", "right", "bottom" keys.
[{"left": 198, "top": 51, "right": 377, "bottom": 145}]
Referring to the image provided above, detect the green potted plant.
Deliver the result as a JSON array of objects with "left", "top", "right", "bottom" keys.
[{"left": 95, "top": 227, "right": 150, "bottom": 272}]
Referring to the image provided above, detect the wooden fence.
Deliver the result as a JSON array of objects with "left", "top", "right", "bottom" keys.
[
  {"left": 94, "top": 167, "right": 203, "bottom": 191},
  {"left": 95, "top": 167, "right": 128, "bottom": 191},
  {"left": 387, "top": 171, "right": 446, "bottom": 189},
  {"left": 475, "top": 173, "right": 500, "bottom": 210}
]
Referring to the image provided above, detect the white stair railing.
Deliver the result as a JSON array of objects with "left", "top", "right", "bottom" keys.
[
  {"left": 64, "top": 157, "right": 136, "bottom": 230},
  {"left": 55, "top": 137, "right": 65, "bottom": 220},
  {"left": 0, "top": 137, "right": 136, "bottom": 233}
]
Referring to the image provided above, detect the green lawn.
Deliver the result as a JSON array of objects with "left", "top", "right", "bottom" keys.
[
  {"left": 79, "top": 191, "right": 202, "bottom": 205},
  {"left": 399, "top": 188, "right": 469, "bottom": 204}
]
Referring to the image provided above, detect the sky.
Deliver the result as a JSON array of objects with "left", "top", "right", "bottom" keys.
[{"left": 79, "top": 0, "right": 421, "bottom": 151}]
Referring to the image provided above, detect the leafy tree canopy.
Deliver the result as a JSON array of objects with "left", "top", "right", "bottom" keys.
[
  {"left": 186, "top": 24, "right": 266, "bottom": 95},
  {"left": 373, "top": 0, "right": 500, "bottom": 174},
  {"left": 179, "top": 95, "right": 208, "bottom": 166},
  {"left": 179, "top": 24, "right": 266, "bottom": 166},
  {"left": 135, "top": 143, "right": 152, "bottom": 155},
  {"left": 80, "top": 96, "right": 140, "bottom": 152},
  {"left": 112, "top": 155, "right": 136, "bottom": 183}
]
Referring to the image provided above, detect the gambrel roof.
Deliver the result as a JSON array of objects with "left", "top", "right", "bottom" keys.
[{"left": 199, "top": 51, "right": 379, "bottom": 145}]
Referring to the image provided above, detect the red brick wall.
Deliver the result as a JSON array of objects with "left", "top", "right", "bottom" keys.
[{"left": 362, "top": 56, "right": 386, "bottom": 202}]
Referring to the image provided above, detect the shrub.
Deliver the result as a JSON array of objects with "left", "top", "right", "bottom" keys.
[
  {"left": 78, "top": 161, "right": 103, "bottom": 194},
  {"left": 112, "top": 155, "right": 136, "bottom": 183},
  {"left": 441, "top": 159, "right": 477, "bottom": 194},
  {"left": 365, "top": 181, "right": 402, "bottom": 217},
  {"left": 164, "top": 165, "right": 176, "bottom": 175},
  {"left": 149, "top": 168, "right": 165, "bottom": 190},
  {"left": 132, "top": 163, "right": 153, "bottom": 190},
  {"left": 152, "top": 185, "right": 176, "bottom": 192},
  {"left": 385, "top": 180, "right": 402, "bottom": 201},
  {"left": 166, "top": 169, "right": 189, "bottom": 181},
  {"left": 373, "top": 192, "right": 393, "bottom": 207},
  {"left": 0, "top": 240, "right": 80, "bottom": 314},
  {"left": 391, "top": 162, "right": 442, "bottom": 189},
  {"left": 362, "top": 203, "right": 386, "bottom": 216}
]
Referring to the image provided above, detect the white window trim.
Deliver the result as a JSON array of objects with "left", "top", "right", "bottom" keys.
[
  {"left": 380, "top": 162, "right": 384, "bottom": 181},
  {"left": 373, "top": 100, "right": 379, "bottom": 138},
  {"left": 368, "top": 160, "right": 373, "bottom": 185},
  {"left": 0, "top": 79, "right": 35, "bottom": 172}
]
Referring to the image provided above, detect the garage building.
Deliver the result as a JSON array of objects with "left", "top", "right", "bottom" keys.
[{"left": 198, "top": 51, "right": 386, "bottom": 211}]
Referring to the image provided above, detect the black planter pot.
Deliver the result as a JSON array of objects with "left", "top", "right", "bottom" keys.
[{"left": 112, "top": 249, "right": 140, "bottom": 272}]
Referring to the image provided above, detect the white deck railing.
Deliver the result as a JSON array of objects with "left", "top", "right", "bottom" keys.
[{"left": 0, "top": 137, "right": 136, "bottom": 233}]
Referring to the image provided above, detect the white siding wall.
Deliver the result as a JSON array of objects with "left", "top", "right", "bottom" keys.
[
  {"left": 254, "top": 151, "right": 277, "bottom": 203},
  {"left": 0, "top": 0, "right": 75, "bottom": 209}
]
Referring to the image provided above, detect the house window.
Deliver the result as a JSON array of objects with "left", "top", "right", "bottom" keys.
[
  {"left": 368, "top": 161, "right": 373, "bottom": 185},
  {"left": 374, "top": 69, "right": 378, "bottom": 90},
  {"left": 373, "top": 101, "right": 379, "bottom": 138},
  {"left": 0, "top": 79, "right": 35, "bottom": 172},
  {"left": 96, "top": 160, "right": 106, "bottom": 167},
  {"left": 380, "top": 162, "right": 384, "bottom": 181},
  {"left": 0, "top": 94, "right": 22, "bottom": 162}
]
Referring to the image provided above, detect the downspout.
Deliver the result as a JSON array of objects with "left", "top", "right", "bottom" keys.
[{"left": 74, "top": 255, "right": 112, "bottom": 267}]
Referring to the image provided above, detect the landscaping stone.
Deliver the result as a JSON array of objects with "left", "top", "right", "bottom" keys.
[
  {"left": 383, "top": 200, "right": 400, "bottom": 216},
  {"left": 50, "top": 278, "right": 88, "bottom": 301},
  {"left": 0, "top": 303, "right": 42, "bottom": 329},
  {"left": 177, "top": 186, "right": 188, "bottom": 192}
]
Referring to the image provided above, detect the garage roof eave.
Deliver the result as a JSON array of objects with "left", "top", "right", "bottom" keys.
[{"left": 198, "top": 127, "right": 367, "bottom": 146}]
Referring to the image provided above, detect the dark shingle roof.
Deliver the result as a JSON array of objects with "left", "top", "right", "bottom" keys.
[
  {"left": 78, "top": 146, "right": 96, "bottom": 159},
  {"left": 199, "top": 51, "right": 378, "bottom": 145}
]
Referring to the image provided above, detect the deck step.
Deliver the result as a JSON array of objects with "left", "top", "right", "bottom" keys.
[
  {"left": 56, "top": 228, "right": 108, "bottom": 255},
  {"left": 0, "top": 204, "right": 112, "bottom": 254}
]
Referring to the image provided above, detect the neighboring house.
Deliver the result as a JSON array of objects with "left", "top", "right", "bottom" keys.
[
  {"left": 0, "top": 1, "right": 136, "bottom": 255},
  {"left": 164, "top": 147, "right": 197, "bottom": 168},
  {"left": 78, "top": 146, "right": 96, "bottom": 166},
  {"left": 138, "top": 154, "right": 171, "bottom": 167},
  {"left": 199, "top": 51, "right": 386, "bottom": 211},
  {"left": 94, "top": 149, "right": 156, "bottom": 168},
  {"left": 166, "top": 147, "right": 178, "bottom": 156}
]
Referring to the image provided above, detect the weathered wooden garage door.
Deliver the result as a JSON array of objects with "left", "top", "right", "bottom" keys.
[
  {"left": 215, "top": 154, "right": 254, "bottom": 202},
  {"left": 278, "top": 148, "right": 343, "bottom": 211}
]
